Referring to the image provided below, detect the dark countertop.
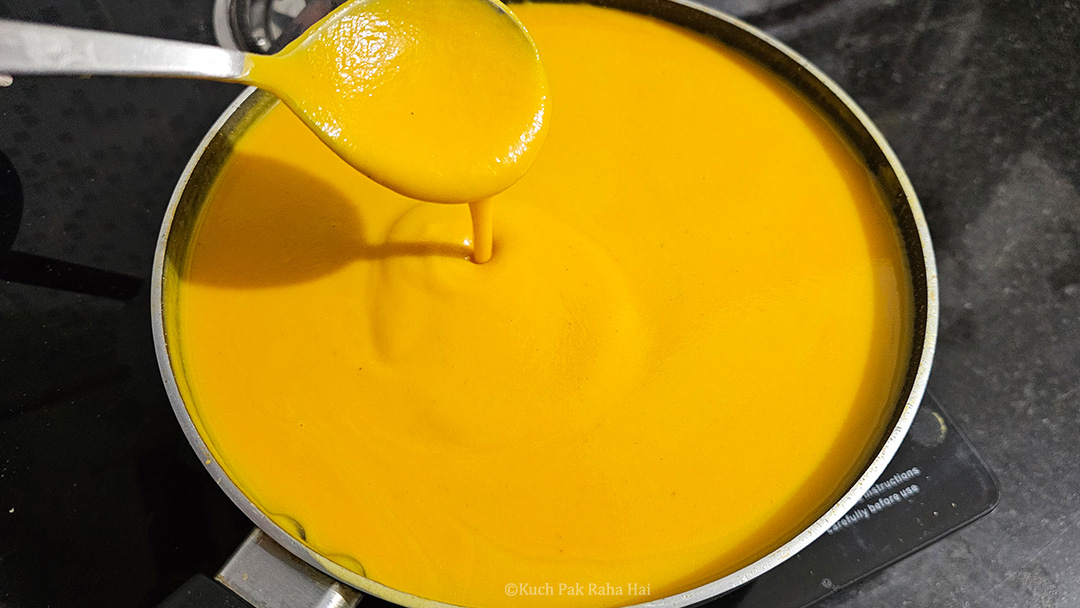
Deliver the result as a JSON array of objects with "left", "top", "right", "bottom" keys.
[
  {"left": 742, "top": 1, "right": 1080, "bottom": 607},
  {"left": 0, "top": 0, "right": 1077, "bottom": 607}
]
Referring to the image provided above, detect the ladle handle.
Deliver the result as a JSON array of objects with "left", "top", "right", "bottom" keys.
[{"left": 0, "top": 19, "right": 249, "bottom": 81}]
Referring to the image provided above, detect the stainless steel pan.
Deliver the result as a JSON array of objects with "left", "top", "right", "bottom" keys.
[{"left": 152, "top": 1, "right": 938, "bottom": 605}]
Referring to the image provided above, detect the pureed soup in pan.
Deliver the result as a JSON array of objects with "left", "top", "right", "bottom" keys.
[{"left": 169, "top": 4, "right": 913, "bottom": 608}]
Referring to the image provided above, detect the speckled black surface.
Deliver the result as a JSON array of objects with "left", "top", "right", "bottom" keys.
[
  {"left": 739, "top": 2, "right": 1080, "bottom": 607},
  {"left": 0, "top": 0, "right": 1077, "bottom": 607},
  {"left": 0, "top": 2, "right": 250, "bottom": 607}
]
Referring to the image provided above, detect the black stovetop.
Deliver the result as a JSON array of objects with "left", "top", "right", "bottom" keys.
[{"left": 1, "top": 0, "right": 1077, "bottom": 607}]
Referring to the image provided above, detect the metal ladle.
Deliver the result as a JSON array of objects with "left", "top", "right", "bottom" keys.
[
  {"left": 0, "top": 5, "right": 546, "bottom": 209},
  {"left": 0, "top": 20, "right": 253, "bottom": 86}
]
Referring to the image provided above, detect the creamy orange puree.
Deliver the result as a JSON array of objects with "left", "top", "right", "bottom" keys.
[
  {"left": 246, "top": 0, "right": 549, "bottom": 205},
  {"left": 171, "top": 4, "right": 912, "bottom": 608}
]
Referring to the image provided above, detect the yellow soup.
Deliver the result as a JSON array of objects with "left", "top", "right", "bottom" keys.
[
  {"left": 247, "top": 0, "right": 549, "bottom": 205},
  {"left": 172, "top": 4, "right": 912, "bottom": 608}
]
